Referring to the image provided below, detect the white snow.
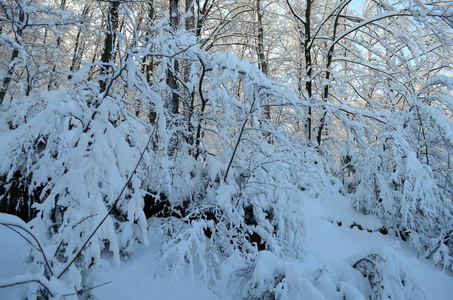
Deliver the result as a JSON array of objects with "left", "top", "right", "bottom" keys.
[
  {"left": 2, "top": 195, "right": 452, "bottom": 299},
  {"left": 0, "top": 226, "right": 27, "bottom": 299},
  {"left": 89, "top": 229, "right": 220, "bottom": 300}
]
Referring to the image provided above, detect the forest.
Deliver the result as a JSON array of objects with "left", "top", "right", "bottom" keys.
[{"left": 0, "top": 0, "right": 452, "bottom": 299}]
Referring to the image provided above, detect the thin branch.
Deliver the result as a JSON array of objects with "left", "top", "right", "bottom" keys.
[
  {"left": 327, "top": 10, "right": 415, "bottom": 53},
  {"left": 62, "top": 280, "right": 112, "bottom": 297},
  {"left": 0, "top": 222, "right": 54, "bottom": 277},
  {"left": 0, "top": 275, "right": 55, "bottom": 297},
  {"left": 224, "top": 90, "right": 259, "bottom": 181},
  {"left": 285, "top": 0, "right": 306, "bottom": 25},
  {"left": 3, "top": 224, "right": 39, "bottom": 251}
]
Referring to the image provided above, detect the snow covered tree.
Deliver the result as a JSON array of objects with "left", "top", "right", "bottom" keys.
[
  {"left": 0, "top": 0, "right": 82, "bottom": 104},
  {"left": 281, "top": 0, "right": 453, "bottom": 251}
]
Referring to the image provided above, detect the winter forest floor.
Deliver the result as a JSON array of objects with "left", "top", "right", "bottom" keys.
[{"left": 2, "top": 194, "right": 452, "bottom": 299}]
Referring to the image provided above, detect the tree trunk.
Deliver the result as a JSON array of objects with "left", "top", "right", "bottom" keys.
[
  {"left": 142, "top": 1, "right": 157, "bottom": 123},
  {"left": 99, "top": 1, "right": 120, "bottom": 94},
  {"left": 0, "top": 8, "right": 25, "bottom": 105},
  {"left": 69, "top": 4, "right": 90, "bottom": 80},
  {"left": 166, "top": 0, "right": 180, "bottom": 115},
  {"left": 167, "top": 0, "right": 181, "bottom": 155},
  {"left": 316, "top": 1, "right": 350, "bottom": 145},
  {"left": 185, "top": 0, "right": 195, "bottom": 31},
  {"left": 184, "top": 0, "right": 196, "bottom": 145},
  {"left": 304, "top": 0, "right": 313, "bottom": 142},
  {"left": 256, "top": 0, "right": 270, "bottom": 121}
]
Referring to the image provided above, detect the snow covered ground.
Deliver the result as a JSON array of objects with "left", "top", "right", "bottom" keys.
[
  {"left": 0, "top": 225, "right": 27, "bottom": 299},
  {"left": 1, "top": 193, "right": 452, "bottom": 299}
]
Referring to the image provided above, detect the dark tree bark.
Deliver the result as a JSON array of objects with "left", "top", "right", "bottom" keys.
[
  {"left": 166, "top": 0, "right": 180, "bottom": 115},
  {"left": 69, "top": 4, "right": 90, "bottom": 80},
  {"left": 0, "top": 7, "right": 25, "bottom": 105},
  {"left": 304, "top": 0, "right": 313, "bottom": 142},
  {"left": 256, "top": 0, "right": 270, "bottom": 120},
  {"left": 185, "top": 0, "right": 195, "bottom": 31},
  {"left": 184, "top": 0, "right": 196, "bottom": 145},
  {"left": 142, "top": 1, "right": 157, "bottom": 123},
  {"left": 99, "top": 1, "right": 121, "bottom": 94},
  {"left": 287, "top": 0, "right": 314, "bottom": 142},
  {"left": 166, "top": 0, "right": 181, "bottom": 155},
  {"left": 316, "top": 1, "right": 351, "bottom": 146}
]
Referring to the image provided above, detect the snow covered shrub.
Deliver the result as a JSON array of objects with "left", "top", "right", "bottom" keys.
[
  {"left": 238, "top": 246, "right": 426, "bottom": 300},
  {"left": 414, "top": 76, "right": 453, "bottom": 201},
  {"left": 432, "top": 242, "right": 453, "bottom": 271},
  {"left": 352, "top": 127, "right": 453, "bottom": 251},
  {"left": 0, "top": 12, "right": 191, "bottom": 294},
  {"left": 426, "top": 229, "right": 453, "bottom": 271},
  {"left": 157, "top": 147, "right": 308, "bottom": 292},
  {"left": 243, "top": 251, "right": 302, "bottom": 300},
  {"left": 241, "top": 246, "right": 426, "bottom": 300},
  {"left": 241, "top": 251, "right": 357, "bottom": 300},
  {"left": 352, "top": 76, "right": 453, "bottom": 258},
  {"left": 152, "top": 52, "right": 334, "bottom": 294},
  {"left": 351, "top": 247, "right": 426, "bottom": 300},
  {"left": 309, "top": 261, "right": 371, "bottom": 300},
  {"left": 0, "top": 88, "right": 155, "bottom": 297}
]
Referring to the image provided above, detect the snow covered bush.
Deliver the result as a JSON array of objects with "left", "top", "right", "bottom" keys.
[
  {"left": 240, "top": 246, "right": 427, "bottom": 300},
  {"left": 0, "top": 87, "right": 155, "bottom": 297},
  {"left": 156, "top": 142, "right": 315, "bottom": 293},
  {"left": 351, "top": 93, "right": 453, "bottom": 262},
  {"left": 353, "top": 128, "right": 452, "bottom": 247},
  {"left": 147, "top": 51, "right": 332, "bottom": 295},
  {"left": 351, "top": 247, "right": 426, "bottom": 300},
  {"left": 350, "top": 76, "right": 453, "bottom": 265}
]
